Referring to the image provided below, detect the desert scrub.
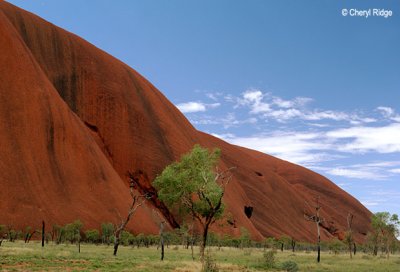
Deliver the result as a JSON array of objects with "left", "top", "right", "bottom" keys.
[
  {"left": 203, "top": 252, "right": 219, "bottom": 272},
  {"left": 280, "top": 260, "right": 299, "bottom": 272}
]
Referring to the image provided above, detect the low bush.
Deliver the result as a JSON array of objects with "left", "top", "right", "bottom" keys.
[
  {"left": 263, "top": 249, "right": 277, "bottom": 269},
  {"left": 280, "top": 260, "right": 299, "bottom": 272},
  {"left": 203, "top": 253, "right": 219, "bottom": 272}
]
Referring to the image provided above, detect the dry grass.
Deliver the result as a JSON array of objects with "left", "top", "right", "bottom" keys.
[{"left": 0, "top": 241, "right": 399, "bottom": 271}]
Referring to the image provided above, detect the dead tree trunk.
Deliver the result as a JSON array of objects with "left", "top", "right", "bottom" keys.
[
  {"left": 113, "top": 174, "right": 149, "bottom": 256},
  {"left": 316, "top": 220, "right": 321, "bottom": 263},
  {"left": 347, "top": 213, "right": 354, "bottom": 259},
  {"left": 77, "top": 229, "right": 81, "bottom": 253},
  {"left": 160, "top": 221, "right": 165, "bottom": 261},
  {"left": 113, "top": 229, "right": 121, "bottom": 256},
  {"left": 42, "top": 221, "right": 45, "bottom": 247},
  {"left": 304, "top": 196, "right": 324, "bottom": 263}
]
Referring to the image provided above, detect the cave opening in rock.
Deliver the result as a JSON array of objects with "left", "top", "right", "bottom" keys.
[{"left": 244, "top": 206, "right": 253, "bottom": 218}]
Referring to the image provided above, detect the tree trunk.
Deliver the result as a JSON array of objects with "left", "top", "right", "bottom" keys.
[
  {"left": 349, "top": 244, "right": 352, "bottom": 259},
  {"left": 353, "top": 243, "right": 356, "bottom": 255},
  {"left": 161, "top": 237, "right": 164, "bottom": 261},
  {"left": 160, "top": 222, "right": 165, "bottom": 261},
  {"left": 373, "top": 245, "right": 378, "bottom": 256},
  {"left": 386, "top": 243, "right": 390, "bottom": 259},
  {"left": 42, "top": 221, "right": 45, "bottom": 247},
  {"left": 26, "top": 232, "right": 35, "bottom": 243},
  {"left": 191, "top": 236, "right": 195, "bottom": 260},
  {"left": 78, "top": 232, "right": 81, "bottom": 253},
  {"left": 113, "top": 232, "right": 120, "bottom": 256},
  {"left": 291, "top": 239, "right": 296, "bottom": 252},
  {"left": 200, "top": 222, "right": 210, "bottom": 262},
  {"left": 316, "top": 221, "right": 321, "bottom": 263}
]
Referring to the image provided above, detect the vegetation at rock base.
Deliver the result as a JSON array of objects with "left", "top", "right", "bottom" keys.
[
  {"left": 153, "top": 144, "right": 234, "bottom": 262},
  {"left": 1, "top": 240, "right": 400, "bottom": 271}
]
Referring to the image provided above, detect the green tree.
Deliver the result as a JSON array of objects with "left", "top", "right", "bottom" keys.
[
  {"left": 370, "top": 212, "right": 399, "bottom": 258},
  {"left": 239, "top": 227, "right": 251, "bottom": 249},
  {"left": 278, "top": 235, "right": 292, "bottom": 252},
  {"left": 64, "top": 220, "right": 83, "bottom": 244},
  {"left": 328, "top": 238, "right": 344, "bottom": 255},
  {"left": 101, "top": 223, "right": 114, "bottom": 245},
  {"left": 153, "top": 144, "right": 233, "bottom": 261},
  {"left": 64, "top": 220, "right": 83, "bottom": 252},
  {"left": 85, "top": 229, "right": 100, "bottom": 244}
]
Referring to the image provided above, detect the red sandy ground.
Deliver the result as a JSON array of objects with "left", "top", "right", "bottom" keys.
[{"left": 0, "top": 2, "right": 371, "bottom": 242}]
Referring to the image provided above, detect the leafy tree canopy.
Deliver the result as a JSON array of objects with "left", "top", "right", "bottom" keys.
[{"left": 153, "top": 144, "right": 224, "bottom": 223}]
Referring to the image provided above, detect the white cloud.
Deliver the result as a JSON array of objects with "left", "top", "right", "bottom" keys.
[
  {"left": 243, "top": 89, "right": 263, "bottom": 103},
  {"left": 377, "top": 106, "right": 395, "bottom": 117},
  {"left": 263, "top": 108, "right": 303, "bottom": 121},
  {"left": 303, "top": 110, "right": 349, "bottom": 121},
  {"left": 326, "top": 123, "right": 400, "bottom": 153},
  {"left": 176, "top": 102, "right": 220, "bottom": 113},
  {"left": 214, "top": 123, "right": 400, "bottom": 171},
  {"left": 325, "top": 168, "right": 387, "bottom": 180},
  {"left": 190, "top": 113, "right": 257, "bottom": 129},
  {"left": 239, "top": 89, "right": 271, "bottom": 114},
  {"left": 272, "top": 96, "right": 313, "bottom": 108},
  {"left": 234, "top": 89, "right": 376, "bottom": 124},
  {"left": 361, "top": 201, "right": 380, "bottom": 207},
  {"left": 389, "top": 168, "right": 400, "bottom": 174},
  {"left": 180, "top": 89, "right": 400, "bottom": 186},
  {"left": 377, "top": 106, "right": 400, "bottom": 122},
  {"left": 217, "top": 131, "right": 337, "bottom": 165}
]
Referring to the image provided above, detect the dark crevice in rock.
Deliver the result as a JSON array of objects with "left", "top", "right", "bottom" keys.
[
  {"left": 244, "top": 206, "right": 253, "bottom": 219},
  {"left": 128, "top": 170, "right": 180, "bottom": 229},
  {"left": 84, "top": 121, "right": 98, "bottom": 133},
  {"left": 83, "top": 121, "right": 113, "bottom": 160}
]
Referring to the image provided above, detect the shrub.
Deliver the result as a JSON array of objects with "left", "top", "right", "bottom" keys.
[
  {"left": 101, "top": 223, "right": 114, "bottom": 245},
  {"left": 281, "top": 260, "right": 299, "bottom": 272},
  {"left": 64, "top": 220, "right": 83, "bottom": 244},
  {"left": 263, "top": 249, "right": 277, "bottom": 269},
  {"left": 203, "top": 253, "right": 219, "bottom": 272},
  {"left": 120, "top": 230, "right": 134, "bottom": 246},
  {"left": 85, "top": 229, "right": 100, "bottom": 244}
]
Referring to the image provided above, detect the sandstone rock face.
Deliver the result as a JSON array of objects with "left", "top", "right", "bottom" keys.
[{"left": 0, "top": 2, "right": 371, "bottom": 242}]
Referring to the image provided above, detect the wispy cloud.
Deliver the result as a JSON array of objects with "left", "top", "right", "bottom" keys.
[
  {"left": 191, "top": 113, "right": 257, "bottom": 129},
  {"left": 214, "top": 131, "right": 338, "bottom": 165},
  {"left": 389, "top": 168, "right": 400, "bottom": 174},
  {"left": 361, "top": 201, "right": 380, "bottom": 207},
  {"left": 325, "top": 168, "right": 387, "bottom": 180},
  {"left": 233, "top": 89, "right": 377, "bottom": 124},
  {"left": 377, "top": 106, "right": 400, "bottom": 122},
  {"left": 326, "top": 123, "right": 400, "bottom": 153},
  {"left": 176, "top": 101, "right": 220, "bottom": 113},
  {"left": 176, "top": 88, "right": 400, "bottom": 215},
  {"left": 178, "top": 88, "right": 400, "bottom": 184},
  {"left": 214, "top": 124, "right": 400, "bottom": 176}
]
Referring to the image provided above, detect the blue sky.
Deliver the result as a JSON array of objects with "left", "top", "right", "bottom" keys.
[{"left": 7, "top": 0, "right": 400, "bottom": 215}]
